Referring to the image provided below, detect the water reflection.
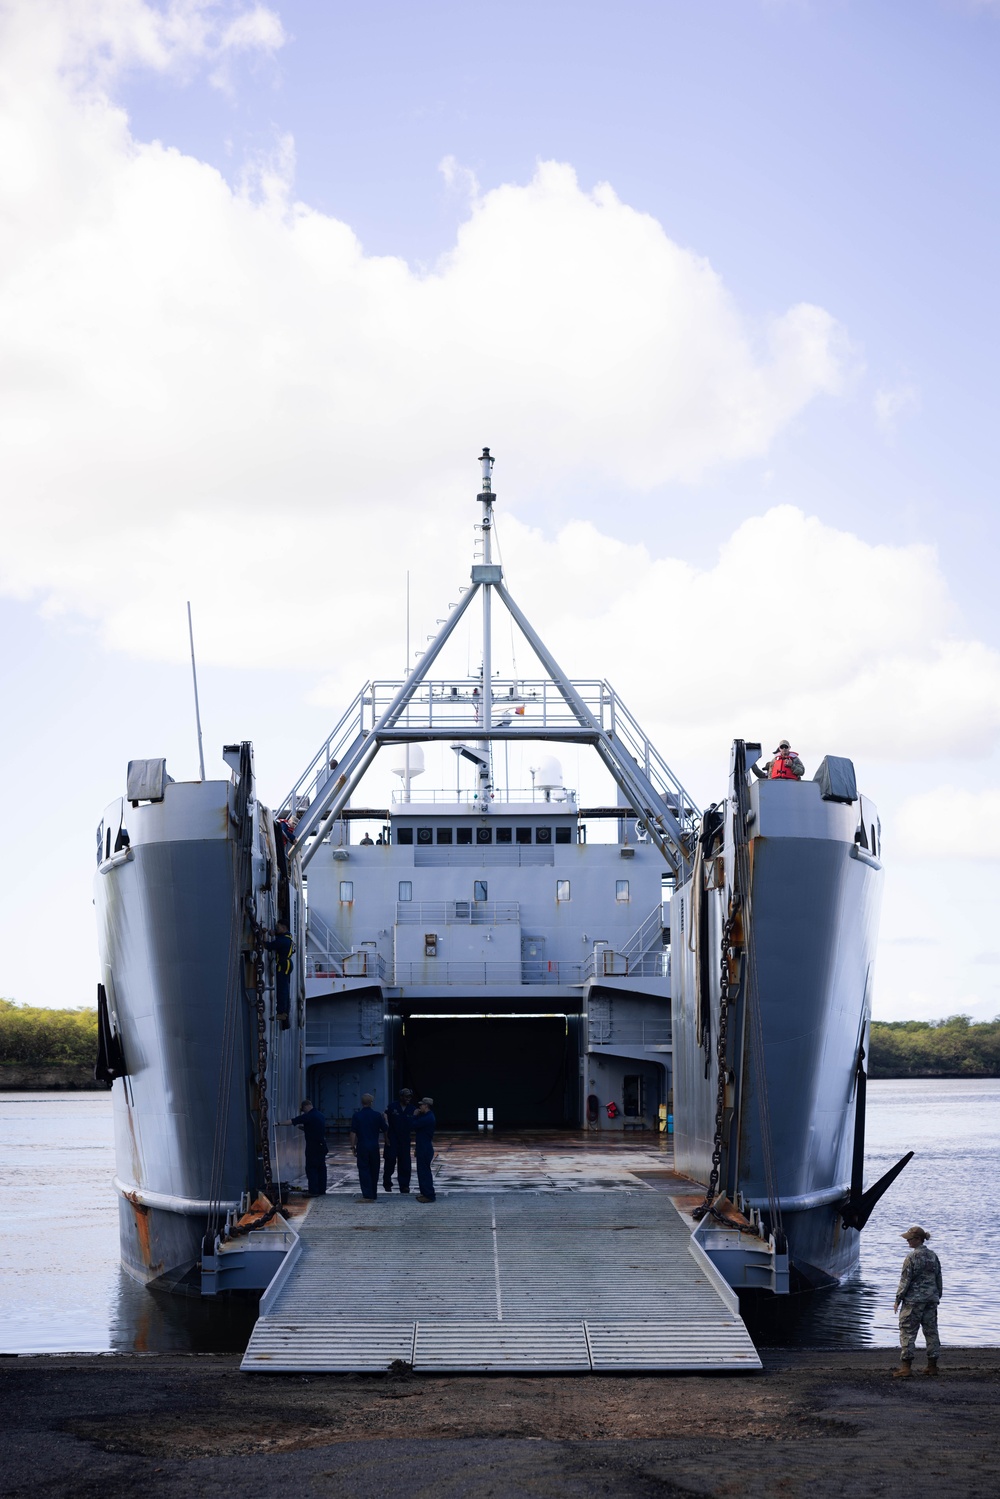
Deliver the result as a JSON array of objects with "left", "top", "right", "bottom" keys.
[{"left": 2, "top": 1080, "right": 998, "bottom": 1353}]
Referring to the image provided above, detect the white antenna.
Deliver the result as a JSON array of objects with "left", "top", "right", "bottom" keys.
[{"left": 186, "top": 601, "right": 206, "bottom": 782}]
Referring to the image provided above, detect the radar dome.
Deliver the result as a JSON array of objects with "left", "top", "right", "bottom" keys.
[
  {"left": 390, "top": 745, "right": 425, "bottom": 780},
  {"left": 534, "top": 756, "right": 564, "bottom": 793}
]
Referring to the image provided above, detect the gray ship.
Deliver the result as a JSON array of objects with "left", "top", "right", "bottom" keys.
[
  {"left": 95, "top": 449, "right": 908, "bottom": 1298},
  {"left": 94, "top": 744, "right": 306, "bottom": 1289}
]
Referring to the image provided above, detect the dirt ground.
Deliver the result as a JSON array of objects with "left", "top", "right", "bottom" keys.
[{"left": 2, "top": 1348, "right": 997, "bottom": 1498}]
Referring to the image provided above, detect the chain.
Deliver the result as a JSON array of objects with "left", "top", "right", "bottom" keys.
[
  {"left": 692, "top": 901, "right": 739, "bottom": 1219},
  {"left": 251, "top": 926, "right": 274, "bottom": 1196}
]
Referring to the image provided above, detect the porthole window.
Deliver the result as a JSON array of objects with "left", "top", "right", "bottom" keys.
[{"left": 556, "top": 880, "right": 571, "bottom": 902}]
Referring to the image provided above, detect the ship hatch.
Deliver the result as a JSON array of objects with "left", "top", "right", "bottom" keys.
[{"left": 400, "top": 1013, "right": 580, "bottom": 1129}]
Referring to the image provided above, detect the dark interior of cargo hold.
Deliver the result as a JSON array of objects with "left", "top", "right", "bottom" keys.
[{"left": 399, "top": 1015, "right": 580, "bottom": 1129}]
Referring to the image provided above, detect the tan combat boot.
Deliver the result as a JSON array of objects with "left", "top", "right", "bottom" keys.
[
  {"left": 891, "top": 1360, "right": 913, "bottom": 1378},
  {"left": 923, "top": 1357, "right": 939, "bottom": 1376}
]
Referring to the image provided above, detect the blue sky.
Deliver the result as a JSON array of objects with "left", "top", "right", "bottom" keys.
[{"left": 1, "top": 0, "right": 999, "bottom": 1019}]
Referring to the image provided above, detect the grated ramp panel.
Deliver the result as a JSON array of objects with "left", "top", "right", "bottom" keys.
[
  {"left": 586, "top": 1320, "right": 760, "bottom": 1370},
  {"left": 242, "top": 1322, "right": 414, "bottom": 1372},
  {"left": 413, "top": 1321, "right": 591, "bottom": 1372}
]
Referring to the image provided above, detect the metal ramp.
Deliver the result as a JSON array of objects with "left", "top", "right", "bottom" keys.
[{"left": 242, "top": 1194, "right": 761, "bottom": 1373}]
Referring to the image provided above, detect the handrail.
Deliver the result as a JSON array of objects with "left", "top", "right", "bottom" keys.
[{"left": 394, "top": 900, "right": 520, "bottom": 925}]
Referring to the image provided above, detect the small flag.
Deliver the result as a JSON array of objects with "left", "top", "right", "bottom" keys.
[{"left": 514, "top": 704, "right": 525, "bottom": 715}]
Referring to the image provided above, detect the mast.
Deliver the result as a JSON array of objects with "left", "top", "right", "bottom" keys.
[{"left": 478, "top": 447, "right": 495, "bottom": 799}]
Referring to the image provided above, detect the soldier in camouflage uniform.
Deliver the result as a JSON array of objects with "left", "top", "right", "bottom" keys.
[{"left": 892, "top": 1225, "right": 942, "bottom": 1377}]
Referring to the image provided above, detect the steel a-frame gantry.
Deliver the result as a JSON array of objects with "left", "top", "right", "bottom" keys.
[{"left": 289, "top": 450, "right": 699, "bottom": 878}]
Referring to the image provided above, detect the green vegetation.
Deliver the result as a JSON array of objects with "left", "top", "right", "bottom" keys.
[
  {"left": 0, "top": 998, "right": 98, "bottom": 1069},
  {"left": 869, "top": 1015, "right": 1000, "bottom": 1078}
]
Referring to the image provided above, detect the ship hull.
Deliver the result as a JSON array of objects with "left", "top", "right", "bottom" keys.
[
  {"left": 673, "top": 771, "right": 882, "bottom": 1287},
  {"left": 95, "top": 773, "right": 304, "bottom": 1287}
]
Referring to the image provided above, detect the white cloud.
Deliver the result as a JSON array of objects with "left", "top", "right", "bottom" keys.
[
  {"left": 470, "top": 507, "right": 1000, "bottom": 767},
  {"left": 893, "top": 787, "right": 1000, "bottom": 860},
  {"left": 874, "top": 381, "right": 919, "bottom": 436},
  {"left": 0, "top": 1, "right": 848, "bottom": 673},
  {"left": 6, "top": 2, "right": 998, "bottom": 778}
]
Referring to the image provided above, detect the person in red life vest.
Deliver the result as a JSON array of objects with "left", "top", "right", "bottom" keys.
[
  {"left": 752, "top": 739, "right": 805, "bottom": 781},
  {"left": 606, "top": 1101, "right": 620, "bottom": 1120}
]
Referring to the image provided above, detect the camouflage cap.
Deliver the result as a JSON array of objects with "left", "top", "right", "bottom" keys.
[
  {"left": 902, "top": 1225, "right": 930, "bottom": 1241},
  {"left": 420, "top": 1097, "right": 434, "bottom": 1107}
]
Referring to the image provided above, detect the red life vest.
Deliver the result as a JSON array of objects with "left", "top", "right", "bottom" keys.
[
  {"left": 769, "top": 751, "right": 799, "bottom": 780},
  {"left": 606, "top": 1101, "right": 620, "bottom": 1119}
]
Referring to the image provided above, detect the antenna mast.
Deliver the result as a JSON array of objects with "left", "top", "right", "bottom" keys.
[
  {"left": 186, "top": 601, "right": 207, "bottom": 782},
  {"left": 477, "top": 447, "right": 496, "bottom": 799}
]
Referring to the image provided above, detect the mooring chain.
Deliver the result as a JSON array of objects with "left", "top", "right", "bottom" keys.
[
  {"left": 250, "top": 922, "right": 274, "bottom": 1195},
  {"left": 692, "top": 903, "right": 739, "bottom": 1219}
]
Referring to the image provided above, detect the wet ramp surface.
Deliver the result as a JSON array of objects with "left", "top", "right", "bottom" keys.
[{"left": 242, "top": 1193, "right": 760, "bottom": 1373}]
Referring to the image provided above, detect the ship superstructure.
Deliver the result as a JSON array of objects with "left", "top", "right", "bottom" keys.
[{"left": 285, "top": 450, "right": 694, "bottom": 1137}]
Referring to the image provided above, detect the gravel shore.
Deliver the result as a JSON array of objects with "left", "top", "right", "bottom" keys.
[{"left": 3, "top": 1347, "right": 997, "bottom": 1497}]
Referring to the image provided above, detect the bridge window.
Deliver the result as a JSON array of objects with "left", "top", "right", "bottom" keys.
[
  {"left": 457, "top": 827, "right": 473, "bottom": 845},
  {"left": 515, "top": 827, "right": 532, "bottom": 844},
  {"left": 474, "top": 880, "right": 488, "bottom": 902},
  {"left": 436, "top": 827, "right": 453, "bottom": 844},
  {"left": 477, "top": 826, "right": 492, "bottom": 844},
  {"left": 556, "top": 880, "right": 571, "bottom": 902},
  {"left": 339, "top": 880, "right": 354, "bottom": 902},
  {"left": 555, "top": 826, "right": 572, "bottom": 844},
  {"left": 417, "top": 827, "right": 433, "bottom": 844},
  {"left": 496, "top": 826, "right": 512, "bottom": 843},
  {"left": 398, "top": 881, "right": 412, "bottom": 901},
  {"left": 536, "top": 827, "right": 552, "bottom": 844},
  {"left": 616, "top": 880, "right": 630, "bottom": 902},
  {"left": 396, "top": 827, "right": 413, "bottom": 845}
]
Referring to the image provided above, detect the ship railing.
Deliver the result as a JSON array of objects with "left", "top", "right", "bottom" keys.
[
  {"left": 390, "top": 787, "right": 579, "bottom": 806},
  {"left": 394, "top": 900, "right": 520, "bottom": 926},
  {"left": 389, "top": 959, "right": 586, "bottom": 986},
  {"left": 588, "top": 1019, "right": 672, "bottom": 1050},
  {"left": 279, "top": 686, "right": 372, "bottom": 817},
  {"left": 617, "top": 904, "right": 668, "bottom": 964},
  {"left": 282, "top": 676, "right": 701, "bottom": 834},
  {"left": 605, "top": 691, "right": 700, "bottom": 839},
  {"left": 306, "top": 1018, "right": 385, "bottom": 1049},
  {"left": 583, "top": 947, "right": 670, "bottom": 981},
  {"left": 306, "top": 908, "right": 351, "bottom": 958},
  {"left": 306, "top": 948, "right": 386, "bottom": 981}
]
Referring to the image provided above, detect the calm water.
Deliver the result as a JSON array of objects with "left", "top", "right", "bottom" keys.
[{"left": 1, "top": 1080, "right": 997, "bottom": 1353}]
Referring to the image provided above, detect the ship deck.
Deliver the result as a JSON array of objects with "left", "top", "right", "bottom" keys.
[{"left": 243, "top": 1133, "right": 761, "bottom": 1374}]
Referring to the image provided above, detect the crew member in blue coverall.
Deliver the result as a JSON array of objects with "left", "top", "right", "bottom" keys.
[
  {"left": 350, "top": 1093, "right": 387, "bottom": 1201},
  {"left": 263, "top": 922, "right": 294, "bottom": 1028},
  {"left": 286, "top": 1099, "right": 327, "bottom": 1196},
  {"left": 412, "top": 1098, "right": 437, "bottom": 1203},
  {"left": 383, "top": 1087, "right": 415, "bottom": 1192}
]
